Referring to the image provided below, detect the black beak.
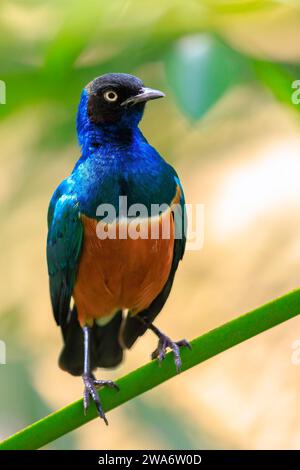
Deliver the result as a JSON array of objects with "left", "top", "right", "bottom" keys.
[{"left": 121, "top": 87, "right": 165, "bottom": 107}]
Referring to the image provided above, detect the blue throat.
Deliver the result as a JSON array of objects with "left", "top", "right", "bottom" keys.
[{"left": 67, "top": 89, "right": 176, "bottom": 219}]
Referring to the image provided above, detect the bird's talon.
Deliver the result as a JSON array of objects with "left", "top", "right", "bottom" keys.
[
  {"left": 151, "top": 335, "right": 190, "bottom": 373},
  {"left": 83, "top": 399, "right": 89, "bottom": 415},
  {"left": 151, "top": 349, "right": 159, "bottom": 360},
  {"left": 93, "top": 379, "right": 119, "bottom": 391},
  {"left": 82, "top": 375, "right": 117, "bottom": 424},
  {"left": 158, "top": 349, "right": 166, "bottom": 363},
  {"left": 177, "top": 339, "right": 192, "bottom": 350},
  {"left": 158, "top": 355, "right": 164, "bottom": 365}
]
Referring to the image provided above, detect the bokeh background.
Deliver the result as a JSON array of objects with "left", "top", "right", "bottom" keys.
[{"left": 1, "top": 0, "right": 300, "bottom": 450}]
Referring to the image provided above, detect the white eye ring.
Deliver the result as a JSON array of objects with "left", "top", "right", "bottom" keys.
[{"left": 103, "top": 90, "right": 118, "bottom": 102}]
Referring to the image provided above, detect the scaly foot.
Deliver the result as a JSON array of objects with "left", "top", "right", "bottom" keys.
[
  {"left": 151, "top": 335, "right": 191, "bottom": 373},
  {"left": 82, "top": 374, "right": 119, "bottom": 425}
]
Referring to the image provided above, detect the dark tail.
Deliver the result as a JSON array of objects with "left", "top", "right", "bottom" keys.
[{"left": 59, "top": 307, "right": 124, "bottom": 376}]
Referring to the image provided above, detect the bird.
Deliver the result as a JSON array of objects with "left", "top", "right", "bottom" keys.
[{"left": 46, "top": 73, "right": 191, "bottom": 424}]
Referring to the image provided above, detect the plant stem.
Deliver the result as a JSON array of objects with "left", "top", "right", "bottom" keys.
[{"left": 1, "top": 288, "right": 300, "bottom": 450}]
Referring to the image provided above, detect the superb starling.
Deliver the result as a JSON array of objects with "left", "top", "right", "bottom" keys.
[{"left": 47, "top": 73, "right": 190, "bottom": 424}]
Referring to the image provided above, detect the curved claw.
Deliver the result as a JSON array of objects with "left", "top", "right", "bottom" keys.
[
  {"left": 151, "top": 336, "right": 191, "bottom": 373},
  {"left": 94, "top": 379, "right": 120, "bottom": 391},
  {"left": 177, "top": 339, "right": 192, "bottom": 350},
  {"left": 82, "top": 375, "right": 119, "bottom": 425}
]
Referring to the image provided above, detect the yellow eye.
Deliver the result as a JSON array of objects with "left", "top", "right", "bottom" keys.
[{"left": 103, "top": 90, "right": 118, "bottom": 102}]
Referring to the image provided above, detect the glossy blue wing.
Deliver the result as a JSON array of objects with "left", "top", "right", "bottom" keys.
[
  {"left": 47, "top": 194, "right": 83, "bottom": 326},
  {"left": 173, "top": 174, "right": 187, "bottom": 265}
]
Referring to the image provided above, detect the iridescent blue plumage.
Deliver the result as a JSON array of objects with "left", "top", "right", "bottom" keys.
[
  {"left": 75, "top": 88, "right": 178, "bottom": 216},
  {"left": 46, "top": 73, "right": 188, "bottom": 423}
]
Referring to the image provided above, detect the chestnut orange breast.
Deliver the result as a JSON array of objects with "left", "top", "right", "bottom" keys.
[{"left": 73, "top": 211, "right": 175, "bottom": 326}]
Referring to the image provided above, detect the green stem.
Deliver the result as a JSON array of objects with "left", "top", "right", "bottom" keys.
[{"left": 1, "top": 288, "right": 300, "bottom": 450}]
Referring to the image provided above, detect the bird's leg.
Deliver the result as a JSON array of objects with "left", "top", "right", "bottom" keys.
[
  {"left": 138, "top": 318, "right": 191, "bottom": 373},
  {"left": 82, "top": 326, "right": 119, "bottom": 425}
]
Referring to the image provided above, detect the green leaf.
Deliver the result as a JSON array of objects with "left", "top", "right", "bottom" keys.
[{"left": 165, "top": 34, "right": 250, "bottom": 120}]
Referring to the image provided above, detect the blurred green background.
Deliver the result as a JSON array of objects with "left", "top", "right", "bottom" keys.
[{"left": 1, "top": 0, "right": 300, "bottom": 450}]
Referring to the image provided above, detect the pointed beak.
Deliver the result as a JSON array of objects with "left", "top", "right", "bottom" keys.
[{"left": 121, "top": 87, "right": 165, "bottom": 107}]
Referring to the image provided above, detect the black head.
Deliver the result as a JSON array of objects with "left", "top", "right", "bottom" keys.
[{"left": 85, "top": 73, "right": 165, "bottom": 126}]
